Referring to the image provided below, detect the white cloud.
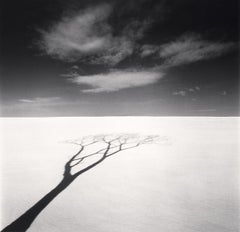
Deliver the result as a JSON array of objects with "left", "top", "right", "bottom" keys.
[
  {"left": 188, "top": 86, "right": 201, "bottom": 92},
  {"left": 90, "top": 36, "right": 134, "bottom": 65},
  {"left": 39, "top": 4, "right": 112, "bottom": 61},
  {"left": 172, "top": 90, "right": 187, "bottom": 96},
  {"left": 159, "top": 34, "right": 235, "bottom": 67},
  {"left": 19, "top": 97, "right": 61, "bottom": 104},
  {"left": 94, "top": 20, "right": 150, "bottom": 65},
  {"left": 69, "top": 70, "right": 164, "bottom": 93},
  {"left": 140, "top": 44, "right": 160, "bottom": 57},
  {"left": 19, "top": 99, "right": 35, "bottom": 103},
  {"left": 173, "top": 86, "right": 201, "bottom": 97},
  {"left": 39, "top": 4, "right": 150, "bottom": 65}
]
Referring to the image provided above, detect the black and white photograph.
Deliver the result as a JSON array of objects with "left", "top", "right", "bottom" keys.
[{"left": 0, "top": 0, "right": 239, "bottom": 231}]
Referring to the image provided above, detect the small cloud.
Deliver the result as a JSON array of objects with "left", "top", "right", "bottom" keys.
[
  {"left": 19, "top": 97, "right": 61, "bottom": 104},
  {"left": 173, "top": 86, "right": 201, "bottom": 97},
  {"left": 140, "top": 44, "right": 160, "bottom": 57},
  {"left": 19, "top": 99, "right": 35, "bottom": 103},
  {"left": 172, "top": 90, "right": 187, "bottom": 96},
  {"left": 159, "top": 34, "right": 235, "bottom": 67},
  {"left": 71, "top": 65, "right": 80, "bottom": 70},
  {"left": 68, "top": 69, "right": 164, "bottom": 93},
  {"left": 222, "top": 91, "right": 227, "bottom": 96},
  {"left": 188, "top": 86, "right": 201, "bottom": 92}
]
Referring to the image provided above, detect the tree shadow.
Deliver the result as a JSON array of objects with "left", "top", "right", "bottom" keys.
[{"left": 1, "top": 134, "right": 165, "bottom": 232}]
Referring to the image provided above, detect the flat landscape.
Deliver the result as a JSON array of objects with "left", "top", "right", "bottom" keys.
[{"left": 0, "top": 117, "right": 239, "bottom": 232}]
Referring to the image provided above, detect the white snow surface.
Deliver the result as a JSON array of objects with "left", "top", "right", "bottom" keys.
[{"left": 0, "top": 117, "right": 239, "bottom": 232}]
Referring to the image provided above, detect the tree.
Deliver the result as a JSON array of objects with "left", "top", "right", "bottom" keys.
[{"left": 2, "top": 134, "right": 164, "bottom": 232}]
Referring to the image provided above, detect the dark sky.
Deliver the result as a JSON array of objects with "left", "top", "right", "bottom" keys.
[{"left": 0, "top": 0, "right": 239, "bottom": 116}]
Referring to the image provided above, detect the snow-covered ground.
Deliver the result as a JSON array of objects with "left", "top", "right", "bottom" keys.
[{"left": 0, "top": 117, "right": 239, "bottom": 232}]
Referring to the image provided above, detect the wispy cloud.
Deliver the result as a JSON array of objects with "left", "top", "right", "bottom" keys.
[
  {"left": 188, "top": 86, "right": 200, "bottom": 92},
  {"left": 91, "top": 20, "right": 151, "bottom": 65},
  {"left": 39, "top": 4, "right": 112, "bottom": 61},
  {"left": 172, "top": 86, "right": 201, "bottom": 97},
  {"left": 39, "top": 4, "right": 150, "bottom": 66},
  {"left": 19, "top": 97, "right": 61, "bottom": 104},
  {"left": 89, "top": 36, "right": 134, "bottom": 66},
  {"left": 59, "top": 32, "right": 235, "bottom": 93},
  {"left": 159, "top": 34, "right": 235, "bottom": 67},
  {"left": 172, "top": 90, "right": 187, "bottom": 97},
  {"left": 140, "top": 44, "right": 160, "bottom": 57},
  {"left": 139, "top": 34, "right": 235, "bottom": 67},
  {"left": 38, "top": 3, "right": 236, "bottom": 94},
  {"left": 69, "top": 70, "right": 164, "bottom": 93}
]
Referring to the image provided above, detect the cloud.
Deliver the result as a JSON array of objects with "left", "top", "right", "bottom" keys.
[
  {"left": 159, "top": 34, "right": 235, "bottom": 67},
  {"left": 189, "top": 86, "right": 200, "bottom": 92},
  {"left": 172, "top": 86, "right": 201, "bottom": 97},
  {"left": 39, "top": 4, "right": 150, "bottom": 66},
  {"left": 172, "top": 90, "right": 187, "bottom": 96},
  {"left": 89, "top": 36, "right": 134, "bottom": 65},
  {"left": 39, "top": 3, "right": 236, "bottom": 95},
  {"left": 69, "top": 70, "right": 164, "bottom": 93},
  {"left": 93, "top": 20, "right": 150, "bottom": 65},
  {"left": 39, "top": 4, "right": 112, "bottom": 60},
  {"left": 19, "top": 97, "right": 61, "bottom": 104},
  {"left": 140, "top": 44, "right": 160, "bottom": 57}
]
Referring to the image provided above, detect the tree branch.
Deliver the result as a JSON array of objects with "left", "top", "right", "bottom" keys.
[
  {"left": 63, "top": 134, "right": 164, "bottom": 177},
  {"left": 63, "top": 146, "right": 84, "bottom": 177}
]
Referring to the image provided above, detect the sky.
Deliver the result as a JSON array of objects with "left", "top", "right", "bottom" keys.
[{"left": 0, "top": 0, "right": 239, "bottom": 116}]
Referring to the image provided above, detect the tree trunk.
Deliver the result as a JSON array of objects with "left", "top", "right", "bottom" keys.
[{"left": 2, "top": 176, "right": 76, "bottom": 232}]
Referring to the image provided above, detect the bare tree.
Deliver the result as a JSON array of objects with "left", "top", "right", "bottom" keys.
[{"left": 2, "top": 134, "right": 165, "bottom": 232}]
